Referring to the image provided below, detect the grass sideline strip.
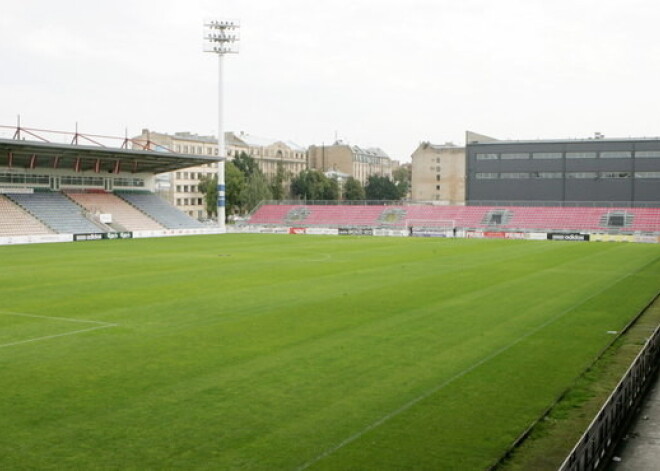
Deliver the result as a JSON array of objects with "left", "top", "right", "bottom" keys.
[{"left": 495, "top": 293, "right": 660, "bottom": 471}]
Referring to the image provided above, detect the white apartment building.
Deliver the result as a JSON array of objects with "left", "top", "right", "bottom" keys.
[{"left": 133, "top": 129, "right": 307, "bottom": 219}]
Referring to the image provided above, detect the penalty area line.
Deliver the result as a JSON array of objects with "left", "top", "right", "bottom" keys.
[
  {"left": 0, "top": 309, "right": 117, "bottom": 326},
  {"left": 295, "top": 267, "right": 639, "bottom": 471},
  {"left": 0, "top": 324, "right": 117, "bottom": 349}
]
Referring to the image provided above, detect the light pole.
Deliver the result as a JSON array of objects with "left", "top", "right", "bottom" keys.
[{"left": 203, "top": 19, "right": 240, "bottom": 231}]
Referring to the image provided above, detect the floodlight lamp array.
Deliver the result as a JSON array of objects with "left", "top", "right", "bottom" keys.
[{"left": 203, "top": 19, "right": 240, "bottom": 54}]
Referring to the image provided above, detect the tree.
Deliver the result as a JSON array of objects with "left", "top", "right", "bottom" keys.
[
  {"left": 233, "top": 151, "right": 259, "bottom": 178},
  {"left": 322, "top": 175, "right": 340, "bottom": 201},
  {"left": 270, "top": 161, "right": 289, "bottom": 200},
  {"left": 392, "top": 164, "right": 411, "bottom": 199},
  {"left": 242, "top": 172, "right": 273, "bottom": 211},
  {"left": 291, "top": 170, "right": 339, "bottom": 201},
  {"left": 343, "top": 177, "right": 365, "bottom": 201},
  {"left": 225, "top": 161, "right": 246, "bottom": 215},
  {"left": 365, "top": 175, "right": 401, "bottom": 201},
  {"left": 197, "top": 174, "right": 217, "bottom": 218}
]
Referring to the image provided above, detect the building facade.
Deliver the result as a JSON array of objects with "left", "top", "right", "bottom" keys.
[
  {"left": 227, "top": 132, "right": 307, "bottom": 181},
  {"left": 466, "top": 132, "right": 660, "bottom": 206},
  {"left": 411, "top": 142, "right": 465, "bottom": 204},
  {"left": 307, "top": 142, "right": 397, "bottom": 185},
  {"left": 133, "top": 129, "right": 307, "bottom": 219}
]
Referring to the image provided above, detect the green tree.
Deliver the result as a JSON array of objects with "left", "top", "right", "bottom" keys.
[
  {"left": 270, "top": 161, "right": 289, "bottom": 200},
  {"left": 291, "top": 170, "right": 339, "bottom": 201},
  {"left": 243, "top": 172, "right": 273, "bottom": 211},
  {"left": 365, "top": 175, "right": 401, "bottom": 201},
  {"left": 392, "top": 164, "right": 411, "bottom": 199},
  {"left": 343, "top": 177, "right": 365, "bottom": 201},
  {"left": 225, "top": 161, "right": 246, "bottom": 215},
  {"left": 197, "top": 174, "right": 217, "bottom": 218},
  {"left": 232, "top": 151, "right": 259, "bottom": 178}
]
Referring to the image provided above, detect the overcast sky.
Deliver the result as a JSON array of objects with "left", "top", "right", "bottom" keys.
[{"left": 1, "top": 0, "right": 659, "bottom": 161}]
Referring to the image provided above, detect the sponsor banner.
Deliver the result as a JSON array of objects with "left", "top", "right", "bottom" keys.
[
  {"left": 528, "top": 233, "right": 548, "bottom": 240},
  {"left": 99, "top": 214, "right": 112, "bottom": 224},
  {"left": 410, "top": 227, "right": 448, "bottom": 238},
  {"left": 465, "top": 231, "right": 484, "bottom": 239},
  {"left": 374, "top": 229, "right": 408, "bottom": 237},
  {"left": 133, "top": 228, "right": 223, "bottom": 238},
  {"left": 338, "top": 227, "right": 374, "bottom": 236},
  {"left": 73, "top": 233, "right": 105, "bottom": 241},
  {"left": 591, "top": 234, "right": 635, "bottom": 243},
  {"left": 258, "top": 227, "right": 289, "bottom": 234},
  {"left": 504, "top": 232, "right": 527, "bottom": 240},
  {"left": 105, "top": 231, "right": 133, "bottom": 240},
  {"left": 289, "top": 227, "right": 306, "bottom": 235},
  {"left": 633, "top": 235, "right": 660, "bottom": 244},
  {"left": 74, "top": 232, "right": 134, "bottom": 242},
  {"left": 484, "top": 231, "right": 507, "bottom": 239},
  {"left": 548, "top": 233, "right": 590, "bottom": 242},
  {"left": 0, "top": 234, "right": 72, "bottom": 246},
  {"left": 306, "top": 228, "right": 339, "bottom": 236}
]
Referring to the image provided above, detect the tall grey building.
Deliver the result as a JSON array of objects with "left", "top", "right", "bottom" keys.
[{"left": 466, "top": 131, "right": 660, "bottom": 206}]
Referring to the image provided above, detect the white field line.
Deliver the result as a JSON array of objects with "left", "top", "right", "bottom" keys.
[
  {"left": 0, "top": 310, "right": 116, "bottom": 326},
  {"left": 0, "top": 310, "right": 118, "bottom": 349},
  {"left": 0, "top": 324, "right": 116, "bottom": 349},
  {"left": 301, "top": 253, "right": 332, "bottom": 263},
  {"left": 295, "top": 267, "right": 639, "bottom": 471}
]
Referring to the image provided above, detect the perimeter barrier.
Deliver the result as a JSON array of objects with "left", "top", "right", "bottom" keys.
[{"left": 558, "top": 319, "right": 660, "bottom": 471}]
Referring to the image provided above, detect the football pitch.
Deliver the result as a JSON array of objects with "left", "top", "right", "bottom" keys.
[{"left": 1, "top": 234, "right": 658, "bottom": 470}]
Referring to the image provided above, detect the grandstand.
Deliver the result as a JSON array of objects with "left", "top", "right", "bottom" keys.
[
  {"left": 7, "top": 191, "right": 108, "bottom": 234},
  {"left": 117, "top": 192, "right": 205, "bottom": 230},
  {"left": 66, "top": 190, "right": 164, "bottom": 231},
  {"left": 0, "top": 124, "right": 221, "bottom": 241},
  {"left": 244, "top": 202, "right": 660, "bottom": 235},
  {"left": 0, "top": 194, "right": 53, "bottom": 236}
]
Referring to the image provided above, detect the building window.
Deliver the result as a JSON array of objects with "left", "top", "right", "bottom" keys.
[
  {"left": 600, "top": 171, "right": 631, "bottom": 179},
  {"left": 476, "top": 153, "right": 498, "bottom": 160},
  {"left": 475, "top": 172, "right": 498, "bottom": 179},
  {"left": 532, "top": 152, "right": 562, "bottom": 159},
  {"left": 183, "top": 146, "right": 189, "bottom": 153},
  {"left": 531, "top": 172, "right": 562, "bottom": 179},
  {"left": 436, "top": 185, "right": 441, "bottom": 190},
  {"left": 436, "top": 174, "right": 441, "bottom": 181},
  {"left": 567, "top": 172, "right": 597, "bottom": 179},
  {"left": 501, "top": 153, "right": 529, "bottom": 160},
  {"left": 635, "top": 150, "right": 660, "bottom": 158},
  {"left": 635, "top": 172, "right": 660, "bottom": 178},
  {"left": 600, "top": 151, "right": 632, "bottom": 159},
  {"left": 566, "top": 152, "right": 596, "bottom": 159},
  {"left": 500, "top": 172, "right": 530, "bottom": 179}
]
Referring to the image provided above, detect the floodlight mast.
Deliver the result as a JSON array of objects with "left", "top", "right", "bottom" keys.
[{"left": 203, "top": 19, "right": 240, "bottom": 231}]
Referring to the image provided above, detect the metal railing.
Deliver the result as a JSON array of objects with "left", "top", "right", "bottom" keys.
[{"left": 558, "top": 299, "right": 660, "bottom": 471}]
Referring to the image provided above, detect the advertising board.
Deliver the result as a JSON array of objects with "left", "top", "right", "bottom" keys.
[{"left": 547, "top": 233, "right": 590, "bottom": 241}]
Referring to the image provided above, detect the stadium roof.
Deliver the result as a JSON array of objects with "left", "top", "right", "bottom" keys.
[
  {"left": 0, "top": 137, "right": 222, "bottom": 174},
  {"left": 231, "top": 132, "right": 306, "bottom": 152}
]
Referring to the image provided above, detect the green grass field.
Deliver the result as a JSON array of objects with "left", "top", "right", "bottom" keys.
[{"left": 0, "top": 234, "right": 658, "bottom": 470}]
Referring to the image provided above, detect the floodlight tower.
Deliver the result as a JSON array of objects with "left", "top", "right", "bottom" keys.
[{"left": 203, "top": 19, "right": 240, "bottom": 231}]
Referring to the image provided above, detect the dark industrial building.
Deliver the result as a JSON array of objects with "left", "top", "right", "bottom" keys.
[{"left": 465, "top": 131, "right": 660, "bottom": 206}]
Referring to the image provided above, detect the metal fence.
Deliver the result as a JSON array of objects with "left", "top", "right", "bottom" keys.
[{"left": 558, "top": 314, "right": 660, "bottom": 471}]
